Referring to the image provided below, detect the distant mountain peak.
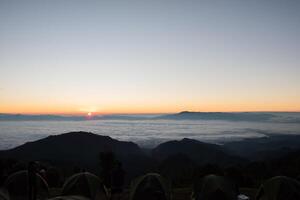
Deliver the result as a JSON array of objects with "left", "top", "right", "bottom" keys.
[
  {"left": 179, "top": 111, "right": 191, "bottom": 114},
  {"left": 157, "top": 111, "right": 276, "bottom": 122},
  {"left": 180, "top": 138, "right": 202, "bottom": 143}
]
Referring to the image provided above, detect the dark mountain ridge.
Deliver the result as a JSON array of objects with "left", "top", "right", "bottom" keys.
[
  {"left": 1, "top": 131, "right": 300, "bottom": 187},
  {"left": 2, "top": 131, "right": 300, "bottom": 166},
  {"left": 0, "top": 131, "right": 142, "bottom": 164},
  {"left": 223, "top": 134, "right": 300, "bottom": 160},
  {"left": 152, "top": 138, "right": 246, "bottom": 166}
]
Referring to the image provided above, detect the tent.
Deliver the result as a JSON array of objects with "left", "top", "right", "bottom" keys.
[
  {"left": 0, "top": 188, "right": 9, "bottom": 200},
  {"left": 62, "top": 172, "right": 108, "bottom": 200},
  {"left": 130, "top": 173, "right": 171, "bottom": 200},
  {"left": 192, "top": 174, "right": 238, "bottom": 200},
  {"left": 4, "top": 170, "right": 49, "bottom": 200},
  {"left": 48, "top": 195, "right": 91, "bottom": 200},
  {"left": 256, "top": 176, "right": 300, "bottom": 200}
]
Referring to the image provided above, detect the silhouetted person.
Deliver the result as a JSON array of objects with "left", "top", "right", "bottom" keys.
[
  {"left": 28, "top": 161, "right": 39, "bottom": 200},
  {"left": 111, "top": 162, "right": 125, "bottom": 200}
]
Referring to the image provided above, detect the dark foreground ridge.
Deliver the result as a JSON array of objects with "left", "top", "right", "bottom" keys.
[
  {"left": 0, "top": 131, "right": 142, "bottom": 163},
  {"left": 152, "top": 138, "right": 245, "bottom": 165},
  {"left": 1, "top": 131, "right": 300, "bottom": 200},
  {"left": 1, "top": 132, "right": 300, "bottom": 171},
  {"left": 0, "top": 132, "right": 152, "bottom": 181},
  {"left": 0, "top": 132, "right": 245, "bottom": 168}
]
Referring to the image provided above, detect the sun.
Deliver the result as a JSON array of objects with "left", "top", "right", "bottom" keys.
[{"left": 87, "top": 112, "right": 92, "bottom": 117}]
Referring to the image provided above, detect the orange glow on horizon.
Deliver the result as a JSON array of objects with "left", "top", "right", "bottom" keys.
[{"left": 0, "top": 100, "right": 300, "bottom": 115}]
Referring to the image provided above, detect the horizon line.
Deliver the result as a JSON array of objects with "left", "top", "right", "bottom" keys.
[{"left": 1, "top": 110, "right": 300, "bottom": 116}]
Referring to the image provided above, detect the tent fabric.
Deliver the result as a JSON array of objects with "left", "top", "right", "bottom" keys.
[
  {"left": 4, "top": 170, "right": 49, "bottom": 200},
  {"left": 0, "top": 188, "right": 9, "bottom": 200},
  {"left": 48, "top": 195, "right": 91, "bottom": 200},
  {"left": 256, "top": 176, "right": 300, "bottom": 200},
  {"left": 62, "top": 172, "right": 108, "bottom": 200},
  {"left": 193, "top": 174, "right": 238, "bottom": 200},
  {"left": 130, "top": 173, "right": 171, "bottom": 200}
]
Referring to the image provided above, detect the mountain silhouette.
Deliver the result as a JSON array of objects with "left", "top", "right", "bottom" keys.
[
  {"left": 0, "top": 131, "right": 142, "bottom": 164},
  {"left": 152, "top": 138, "right": 245, "bottom": 166},
  {"left": 157, "top": 111, "right": 275, "bottom": 122},
  {"left": 223, "top": 134, "right": 300, "bottom": 160}
]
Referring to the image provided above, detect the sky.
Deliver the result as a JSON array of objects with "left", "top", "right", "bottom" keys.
[{"left": 0, "top": 0, "right": 299, "bottom": 115}]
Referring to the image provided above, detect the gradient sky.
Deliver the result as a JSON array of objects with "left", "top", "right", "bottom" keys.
[{"left": 0, "top": 0, "right": 299, "bottom": 114}]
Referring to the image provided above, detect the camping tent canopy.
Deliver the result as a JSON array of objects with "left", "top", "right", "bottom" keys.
[
  {"left": 4, "top": 170, "right": 49, "bottom": 200},
  {"left": 130, "top": 173, "right": 171, "bottom": 200},
  {"left": 62, "top": 172, "right": 107, "bottom": 200},
  {"left": 0, "top": 188, "right": 9, "bottom": 200},
  {"left": 256, "top": 176, "right": 300, "bottom": 200},
  {"left": 193, "top": 174, "right": 238, "bottom": 200},
  {"left": 48, "top": 195, "right": 91, "bottom": 200}
]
